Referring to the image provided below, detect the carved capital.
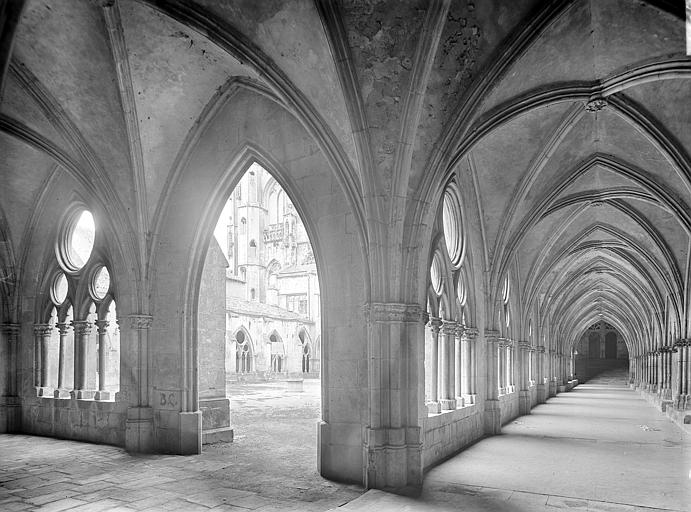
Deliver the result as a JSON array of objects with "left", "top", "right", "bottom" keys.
[
  {"left": 33, "top": 323, "right": 53, "bottom": 337},
  {"left": 517, "top": 341, "right": 531, "bottom": 351},
  {"left": 95, "top": 319, "right": 110, "bottom": 334},
  {"left": 585, "top": 98, "right": 607, "bottom": 112},
  {"left": 441, "top": 320, "right": 457, "bottom": 336},
  {"left": 126, "top": 314, "right": 153, "bottom": 330},
  {"left": 71, "top": 320, "right": 92, "bottom": 337},
  {"left": 463, "top": 327, "right": 479, "bottom": 340},
  {"left": 56, "top": 322, "right": 71, "bottom": 336},
  {"left": 427, "top": 316, "right": 442, "bottom": 333},
  {"left": 364, "top": 302, "right": 423, "bottom": 324},
  {"left": 536, "top": 346, "right": 546, "bottom": 353}
]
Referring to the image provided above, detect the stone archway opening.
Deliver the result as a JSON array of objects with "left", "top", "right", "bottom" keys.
[
  {"left": 574, "top": 320, "right": 630, "bottom": 383},
  {"left": 197, "top": 161, "right": 322, "bottom": 471}
]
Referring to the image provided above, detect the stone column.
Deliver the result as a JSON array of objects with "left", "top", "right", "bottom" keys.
[
  {"left": 439, "top": 321, "right": 456, "bottom": 410},
  {"left": 54, "top": 323, "right": 71, "bottom": 398},
  {"left": 33, "top": 324, "right": 52, "bottom": 396},
  {"left": 498, "top": 337, "right": 507, "bottom": 395},
  {"left": 454, "top": 324, "right": 463, "bottom": 403},
  {"left": 484, "top": 330, "right": 501, "bottom": 434},
  {"left": 360, "top": 303, "right": 424, "bottom": 491},
  {"left": 674, "top": 340, "right": 689, "bottom": 409},
  {"left": 636, "top": 353, "right": 646, "bottom": 390},
  {"left": 660, "top": 346, "right": 672, "bottom": 409},
  {"left": 637, "top": 353, "right": 646, "bottom": 389},
  {"left": 33, "top": 324, "right": 41, "bottom": 388},
  {"left": 71, "top": 321, "right": 93, "bottom": 399},
  {"left": 0, "top": 324, "right": 21, "bottom": 433},
  {"left": 548, "top": 350, "right": 557, "bottom": 396},
  {"left": 426, "top": 317, "right": 442, "bottom": 414},
  {"left": 95, "top": 319, "right": 110, "bottom": 401},
  {"left": 123, "top": 314, "right": 155, "bottom": 454},
  {"left": 506, "top": 340, "right": 513, "bottom": 392},
  {"left": 663, "top": 347, "right": 669, "bottom": 397},
  {"left": 648, "top": 351, "right": 653, "bottom": 389},
  {"left": 464, "top": 327, "right": 478, "bottom": 405},
  {"left": 657, "top": 349, "right": 663, "bottom": 395},
  {"left": 628, "top": 357, "right": 634, "bottom": 385},
  {"left": 518, "top": 341, "right": 531, "bottom": 415},
  {"left": 468, "top": 328, "right": 478, "bottom": 396},
  {"left": 536, "top": 346, "right": 547, "bottom": 403}
]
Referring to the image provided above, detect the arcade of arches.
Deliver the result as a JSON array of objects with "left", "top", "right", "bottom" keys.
[{"left": 0, "top": 0, "right": 689, "bottom": 494}]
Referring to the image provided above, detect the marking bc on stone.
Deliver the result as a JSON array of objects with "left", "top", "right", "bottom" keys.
[{"left": 155, "top": 389, "right": 180, "bottom": 410}]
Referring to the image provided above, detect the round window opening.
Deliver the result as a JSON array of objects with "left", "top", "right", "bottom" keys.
[
  {"left": 457, "top": 273, "right": 467, "bottom": 308},
  {"left": 58, "top": 209, "right": 95, "bottom": 271},
  {"left": 430, "top": 252, "right": 443, "bottom": 296},
  {"left": 51, "top": 272, "right": 68, "bottom": 306},
  {"left": 442, "top": 184, "right": 465, "bottom": 268},
  {"left": 92, "top": 266, "right": 110, "bottom": 301}
]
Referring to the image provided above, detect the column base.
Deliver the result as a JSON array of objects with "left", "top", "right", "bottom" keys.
[
  {"left": 426, "top": 401, "right": 441, "bottom": 414},
  {"left": 179, "top": 411, "right": 202, "bottom": 455},
  {"left": 36, "top": 387, "right": 53, "bottom": 397},
  {"left": 125, "top": 406, "right": 154, "bottom": 453},
  {"left": 200, "top": 397, "right": 232, "bottom": 444},
  {"left": 674, "top": 394, "right": 689, "bottom": 410},
  {"left": 71, "top": 389, "right": 96, "bottom": 400},
  {"left": 318, "top": 420, "right": 365, "bottom": 485},
  {"left": 94, "top": 390, "right": 111, "bottom": 401},
  {"left": 53, "top": 388, "right": 71, "bottom": 399},
  {"left": 484, "top": 399, "right": 501, "bottom": 435},
  {"left": 439, "top": 399, "right": 456, "bottom": 411},
  {"left": 363, "top": 426, "right": 422, "bottom": 492},
  {"left": 461, "top": 393, "right": 476, "bottom": 405}
]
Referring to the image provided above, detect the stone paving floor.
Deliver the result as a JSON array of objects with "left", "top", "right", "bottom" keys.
[
  {"left": 329, "top": 372, "right": 691, "bottom": 512},
  {"left": 3, "top": 375, "right": 689, "bottom": 511},
  {"left": 0, "top": 378, "right": 364, "bottom": 511}
]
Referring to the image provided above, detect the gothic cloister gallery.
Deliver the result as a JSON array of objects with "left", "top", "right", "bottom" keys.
[{"left": 0, "top": 0, "right": 690, "bottom": 500}]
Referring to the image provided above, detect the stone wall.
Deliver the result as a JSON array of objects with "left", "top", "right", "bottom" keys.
[
  {"left": 499, "top": 392, "right": 520, "bottom": 425},
  {"left": 22, "top": 397, "right": 126, "bottom": 447},
  {"left": 422, "top": 406, "right": 483, "bottom": 470}
]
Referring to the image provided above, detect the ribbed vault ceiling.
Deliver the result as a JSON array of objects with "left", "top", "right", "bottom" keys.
[{"left": 459, "top": 0, "right": 688, "bottom": 358}]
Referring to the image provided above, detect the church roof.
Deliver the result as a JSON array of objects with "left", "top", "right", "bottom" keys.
[{"left": 225, "top": 297, "right": 314, "bottom": 323}]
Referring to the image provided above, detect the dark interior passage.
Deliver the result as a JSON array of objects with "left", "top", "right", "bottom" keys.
[{"left": 574, "top": 321, "right": 629, "bottom": 383}]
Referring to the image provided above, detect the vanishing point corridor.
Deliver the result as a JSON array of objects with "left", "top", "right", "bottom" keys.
[
  {"left": 1, "top": 370, "right": 689, "bottom": 511},
  {"left": 340, "top": 370, "right": 690, "bottom": 512}
]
